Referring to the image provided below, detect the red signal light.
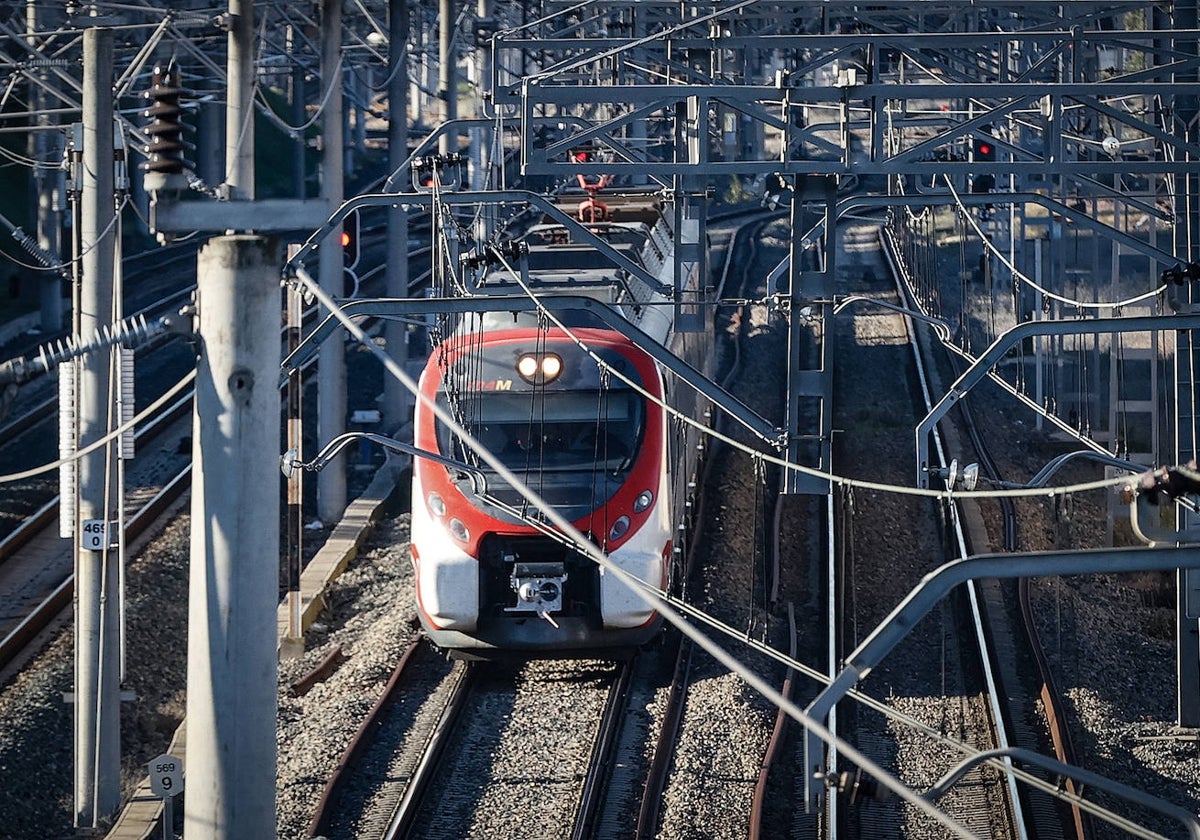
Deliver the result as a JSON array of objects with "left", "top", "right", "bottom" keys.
[
  {"left": 978, "top": 143, "right": 991, "bottom": 156},
  {"left": 341, "top": 211, "right": 360, "bottom": 268}
]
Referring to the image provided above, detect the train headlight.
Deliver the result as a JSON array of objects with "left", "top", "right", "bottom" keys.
[
  {"left": 516, "top": 352, "right": 563, "bottom": 385},
  {"left": 428, "top": 493, "right": 446, "bottom": 516},
  {"left": 633, "top": 490, "right": 654, "bottom": 513},
  {"left": 448, "top": 518, "right": 470, "bottom": 542},
  {"left": 517, "top": 354, "right": 538, "bottom": 379},
  {"left": 609, "top": 515, "right": 631, "bottom": 541},
  {"left": 541, "top": 354, "right": 563, "bottom": 380}
]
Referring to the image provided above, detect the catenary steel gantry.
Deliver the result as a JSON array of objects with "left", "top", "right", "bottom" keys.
[
  {"left": 489, "top": 0, "right": 1200, "bottom": 789},
  {"left": 492, "top": 0, "right": 1200, "bottom": 487}
]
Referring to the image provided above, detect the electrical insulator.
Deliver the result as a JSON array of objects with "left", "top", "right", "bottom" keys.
[
  {"left": 141, "top": 64, "right": 191, "bottom": 177},
  {"left": 58, "top": 360, "right": 76, "bottom": 539},
  {"left": 119, "top": 349, "right": 135, "bottom": 460},
  {"left": 410, "top": 153, "right": 467, "bottom": 192},
  {"left": 1162, "top": 264, "right": 1186, "bottom": 286}
]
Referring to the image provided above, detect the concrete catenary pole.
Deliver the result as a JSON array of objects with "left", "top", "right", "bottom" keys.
[
  {"left": 317, "top": 0, "right": 347, "bottom": 523},
  {"left": 438, "top": 0, "right": 457, "bottom": 155},
  {"left": 469, "top": 0, "right": 492, "bottom": 190},
  {"left": 197, "top": 64, "right": 225, "bottom": 192},
  {"left": 382, "top": 0, "right": 411, "bottom": 429},
  {"left": 469, "top": 0, "right": 494, "bottom": 240},
  {"left": 226, "top": 0, "right": 255, "bottom": 200},
  {"left": 27, "top": 0, "right": 63, "bottom": 331},
  {"left": 74, "top": 26, "right": 122, "bottom": 829},
  {"left": 184, "top": 235, "right": 281, "bottom": 839},
  {"left": 290, "top": 25, "right": 307, "bottom": 197},
  {"left": 1172, "top": 0, "right": 1200, "bottom": 728}
]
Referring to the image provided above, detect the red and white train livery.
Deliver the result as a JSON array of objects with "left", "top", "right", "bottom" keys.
[{"left": 410, "top": 192, "right": 712, "bottom": 656}]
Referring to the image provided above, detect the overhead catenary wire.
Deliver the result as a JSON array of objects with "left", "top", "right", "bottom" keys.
[
  {"left": 943, "top": 174, "right": 1166, "bottom": 310},
  {"left": 0, "top": 368, "right": 196, "bottom": 484},
  {"left": 287, "top": 261, "right": 988, "bottom": 838},
  {"left": 484, "top": 245, "right": 1139, "bottom": 502}
]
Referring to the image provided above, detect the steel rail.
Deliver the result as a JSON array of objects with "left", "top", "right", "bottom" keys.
[
  {"left": 882, "top": 222, "right": 1027, "bottom": 836},
  {"left": 571, "top": 658, "right": 636, "bottom": 840},
  {"left": 749, "top": 602, "right": 797, "bottom": 840},
  {"left": 955, "top": 356, "right": 1085, "bottom": 837},
  {"left": 634, "top": 635, "right": 692, "bottom": 840},
  {"left": 629, "top": 361, "right": 728, "bottom": 838},
  {"left": 631, "top": 213, "right": 763, "bottom": 838},
  {"left": 382, "top": 661, "right": 479, "bottom": 840},
  {"left": 306, "top": 636, "right": 426, "bottom": 838}
]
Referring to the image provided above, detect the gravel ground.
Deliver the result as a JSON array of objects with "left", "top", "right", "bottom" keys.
[
  {"left": 654, "top": 216, "right": 787, "bottom": 839},
  {"left": 6, "top": 207, "right": 1199, "bottom": 840},
  {"left": 276, "top": 515, "right": 416, "bottom": 839},
  {"left": 0, "top": 511, "right": 191, "bottom": 839}
]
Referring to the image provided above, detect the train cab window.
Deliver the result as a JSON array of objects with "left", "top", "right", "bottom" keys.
[{"left": 437, "top": 390, "right": 643, "bottom": 475}]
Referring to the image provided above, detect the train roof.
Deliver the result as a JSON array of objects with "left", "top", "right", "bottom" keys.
[
  {"left": 447, "top": 186, "right": 674, "bottom": 340},
  {"left": 525, "top": 221, "right": 650, "bottom": 246},
  {"left": 476, "top": 267, "right": 625, "bottom": 300},
  {"left": 544, "top": 189, "right": 664, "bottom": 227},
  {"left": 453, "top": 276, "right": 625, "bottom": 334}
]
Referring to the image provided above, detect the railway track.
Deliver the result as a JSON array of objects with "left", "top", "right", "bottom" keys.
[
  {"left": 789, "top": 217, "right": 1021, "bottom": 839},
  {"left": 0, "top": 382, "right": 194, "bottom": 676},
  {"left": 925, "top": 263, "right": 1090, "bottom": 839},
  {"left": 306, "top": 636, "right": 461, "bottom": 839},
  {"left": 295, "top": 201, "right": 1099, "bottom": 835},
  {"left": 632, "top": 211, "right": 796, "bottom": 838},
  {"left": 308, "top": 645, "right": 635, "bottom": 840},
  {"left": 884, "top": 215, "right": 1096, "bottom": 838}
]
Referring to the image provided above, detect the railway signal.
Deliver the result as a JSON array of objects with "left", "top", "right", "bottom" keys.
[
  {"left": 972, "top": 133, "right": 996, "bottom": 162},
  {"left": 971, "top": 132, "right": 998, "bottom": 212},
  {"left": 341, "top": 211, "right": 360, "bottom": 269}
]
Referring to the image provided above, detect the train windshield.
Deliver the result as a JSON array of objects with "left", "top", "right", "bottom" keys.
[{"left": 436, "top": 389, "right": 644, "bottom": 475}]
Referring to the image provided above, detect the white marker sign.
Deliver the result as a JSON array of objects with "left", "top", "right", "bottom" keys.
[
  {"left": 80, "top": 519, "right": 108, "bottom": 552},
  {"left": 149, "top": 753, "right": 183, "bottom": 798}
]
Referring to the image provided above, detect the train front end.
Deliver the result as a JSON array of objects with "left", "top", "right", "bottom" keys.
[{"left": 410, "top": 327, "right": 671, "bottom": 656}]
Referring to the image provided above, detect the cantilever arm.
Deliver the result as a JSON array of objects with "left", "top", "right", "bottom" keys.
[
  {"left": 832, "top": 295, "right": 954, "bottom": 342},
  {"left": 282, "top": 432, "right": 487, "bottom": 495}
]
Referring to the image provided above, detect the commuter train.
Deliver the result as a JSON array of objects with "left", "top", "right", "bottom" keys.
[{"left": 410, "top": 187, "right": 714, "bottom": 656}]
